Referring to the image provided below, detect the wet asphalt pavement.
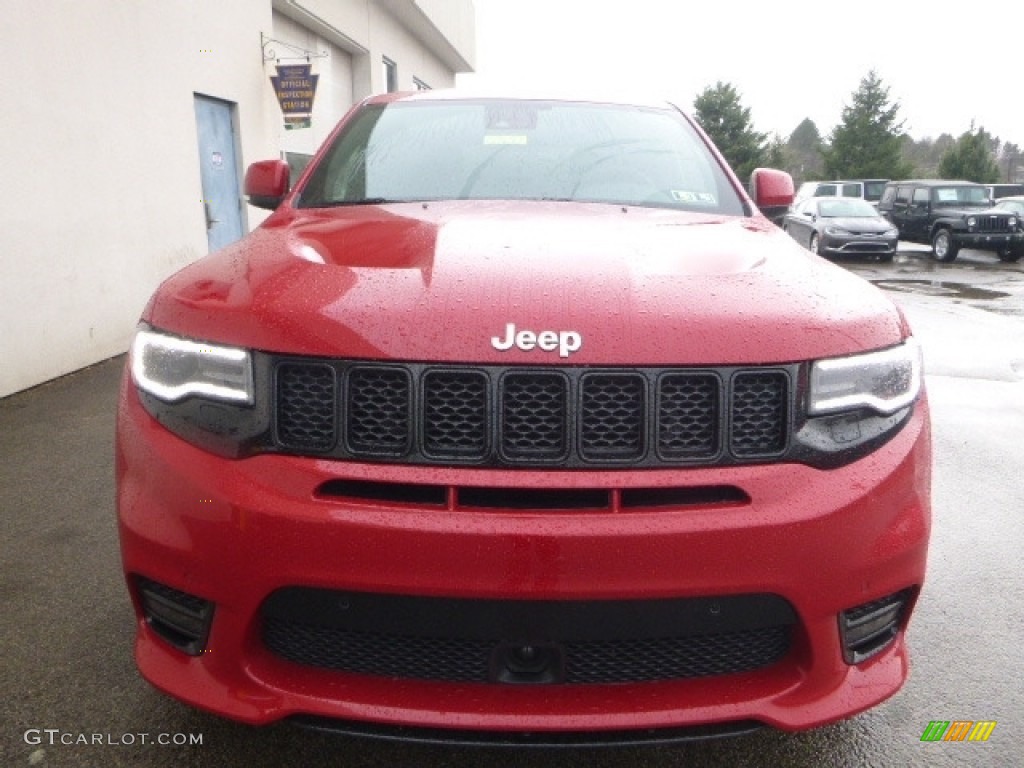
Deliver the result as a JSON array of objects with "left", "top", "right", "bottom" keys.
[{"left": 1, "top": 247, "right": 1022, "bottom": 767}]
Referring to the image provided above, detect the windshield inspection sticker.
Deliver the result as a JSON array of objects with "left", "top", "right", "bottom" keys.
[
  {"left": 671, "top": 190, "right": 717, "bottom": 204},
  {"left": 483, "top": 134, "right": 528, "bottom": 145}
]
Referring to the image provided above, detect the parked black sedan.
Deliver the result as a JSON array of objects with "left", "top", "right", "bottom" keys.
[{"left": 783, "top": 197, "right": 899, "bottom": 260}]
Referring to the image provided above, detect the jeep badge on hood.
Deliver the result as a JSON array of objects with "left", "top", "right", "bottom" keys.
[{"left": 491, "top": 323, "right": 583, "bottom": 358}]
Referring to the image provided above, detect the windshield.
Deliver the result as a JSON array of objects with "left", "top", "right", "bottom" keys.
[
  {"left": 818, "top": 199, "right": 878, "bottom": 218},
  {"left": 932, "top": 186, "right": 990, "bottom": 207},
  {"left": 298, "top": 100, "right": 744, "bottom": 214},
  {"left": 863, "top": 180, "right": 887, "bottom": 202}
]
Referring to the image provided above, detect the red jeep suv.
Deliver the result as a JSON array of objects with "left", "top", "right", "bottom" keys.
[{"left": 116, "top": 92, "right": 931, "bottom": 745}]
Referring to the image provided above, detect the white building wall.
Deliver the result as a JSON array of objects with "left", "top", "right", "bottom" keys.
[
  {"left": 0, "top": 0, "right": 474, "bottom": 398},
  {"left": 0, "top": 0, "right": 278, "bottom": 398},
  {"left": 371, "top": 2, "right": 455, "bottom": 92}
]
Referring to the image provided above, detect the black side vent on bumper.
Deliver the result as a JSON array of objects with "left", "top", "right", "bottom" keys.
[
  {"left": 839, "top": 588, "right": 914, "bottom": 664},
  {"left": 135, "top": 576, "right": 214, "bottom": 656},
  {"left": 271, "top": 360, "right": 795, "bottom": 469}
]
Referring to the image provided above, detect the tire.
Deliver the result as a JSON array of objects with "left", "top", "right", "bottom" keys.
[
  {"left": 997, "top": 247, "right": 1022, "bottom": 263},
  {"left": 877, "top": 251, "right": 895, "bottom": 263},
  {"left": 931, "top": 229, "right": 959, "bottom": 262},
  {"left": 809, "top": 233, "right": 820, "bottom": 256}
]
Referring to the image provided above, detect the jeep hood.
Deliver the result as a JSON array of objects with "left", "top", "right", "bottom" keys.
[
  {"left": 147, "top": 201, "right": 906, "bottom": 365},
  {"left": 933, "top": 205, "right": 998, "bottom": 216}
]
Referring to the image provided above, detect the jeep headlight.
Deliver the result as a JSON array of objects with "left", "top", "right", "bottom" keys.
[
  {"left": 809, "top": 339, "right": 922, "bottom": 416},
  {"left": 1010, "top": 216, "right": 1018, "bottom": 228},
  {"left": 131, "top": 328, "right": 254, "bottom": 404}
]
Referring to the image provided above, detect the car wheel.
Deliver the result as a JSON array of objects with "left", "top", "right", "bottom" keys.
[
  {"left": 809, "top": 234, "right": 819, "bottom": 255},
  {"left": 878, "top": 251, "right": 895, "bottom": 263},
  {"left": 997, "top": 247, "right": 1022, "bottom": 263},
  {"left": 931, "top": 229, "right": 959, "bottom": 262}
]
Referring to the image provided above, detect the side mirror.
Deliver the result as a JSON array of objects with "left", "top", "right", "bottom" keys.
[
  {"left": 244, "top": 160, "right": 290, "bottom": 210},
  {"left": 750, "top": 168, "right": 794, "bottom": 222}
]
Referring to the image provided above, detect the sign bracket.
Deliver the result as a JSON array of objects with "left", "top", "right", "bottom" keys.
[{"left": 261, "top": 32, "right": 328, "bottom": 64}]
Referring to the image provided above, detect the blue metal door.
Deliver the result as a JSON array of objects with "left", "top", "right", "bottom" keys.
[{"left": 194, "top": 95, "right": 244, "bottom": 252}]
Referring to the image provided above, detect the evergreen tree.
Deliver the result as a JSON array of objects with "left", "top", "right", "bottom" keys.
[
  {"left": 822, "top": 71, "right": 913, "bottom": 179},
  {"left": 693, "top": 82, "right": 767, "bottom": 182},
  {"left": 900, "top": 134, "right": 955, "bottom": 178},
  {"left": 764, "top": 133, "right": 789, "bottom": 172},
  {"left": 937, "top": 126, "right": 1001, "bottom": 182},
  {"left": 1000, "top": 142, "right": 1021, "bottom": 183},
  {"left": 787, "top": 118, "right": 824, "bottom": 182}
]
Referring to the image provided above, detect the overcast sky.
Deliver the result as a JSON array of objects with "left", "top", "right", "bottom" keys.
[{"left": 459, "top": 0, "right": 1020, "bottom": 146}]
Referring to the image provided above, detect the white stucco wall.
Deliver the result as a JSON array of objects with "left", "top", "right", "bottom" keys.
[
  {"left": 0, "top": 0, "right": 278, "bottom": 397},
  {"left": 370, "top": 1, "right": 458, "bottom": 92},
  {"left": 0, "top": 0, "right": 475, "bottom": 398}
]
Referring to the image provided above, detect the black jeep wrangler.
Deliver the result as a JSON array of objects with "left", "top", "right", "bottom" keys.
[{"left": 878, "top": 180, "right": 1024, "bottom": 262}]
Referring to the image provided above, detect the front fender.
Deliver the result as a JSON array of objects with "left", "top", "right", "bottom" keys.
[{"left": 929, "top": 219, "right": 966, "bottom": 236}]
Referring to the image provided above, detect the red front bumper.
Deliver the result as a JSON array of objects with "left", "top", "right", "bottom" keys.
[{"left": 116, "top": 374, "right": 931, "bottom": 735}]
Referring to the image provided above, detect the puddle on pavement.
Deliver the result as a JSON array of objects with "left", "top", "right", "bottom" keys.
[
  {"left": 870, "top": 279, "right": 1011, "bottom": 301},
  {"left": 870, "top": 278, "right": 1024, "bottom": 318}
]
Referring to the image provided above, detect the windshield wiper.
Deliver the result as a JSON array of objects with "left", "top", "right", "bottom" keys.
[{"left": 318, "top": 197, "right": 402, "bottom": 207}]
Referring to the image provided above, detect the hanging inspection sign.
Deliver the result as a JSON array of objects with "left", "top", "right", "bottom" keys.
[{"left": 270, "top": 64, "right": 319, "bottom": 129}]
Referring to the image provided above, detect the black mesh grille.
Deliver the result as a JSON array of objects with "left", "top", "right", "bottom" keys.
[
  {"left": 730, "top": 372, "right": 788, "bottom": 456},
  {"left": 346, "top": 367, "right": 411, "bottom": 454},
  {"left": 276, "top": 363, "right": 336, "bottom": 451},
  {"left": 657, "top": 373, "right": 719, "bottom": 459},
  {"left": 261, "top": 591, "right": 795, "bottom": 685},
  {"left": 501, "top": 373, "right": 568, "bottom": 460},
  {"left": 263, "top": 621, "right": 790, "bottom": 684},
  {"left": 580, "top": 374, "right": 645, "bottom": 460},
  {"left": 565, "top": 627, "right": 790, "bottom": 683},
  {"left": 264, "top": 619, "right": 492, "bottom": 682},
  {"left": 422, "top": 371, "right": 489, "bottom": 458},
  {"left": 272, "top": 360, "right": 793, "bottom": 467}
]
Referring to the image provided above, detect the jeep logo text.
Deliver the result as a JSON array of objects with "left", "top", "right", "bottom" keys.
[{"left": 491, "top": 323, "right": 582, "bottom": 358}]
